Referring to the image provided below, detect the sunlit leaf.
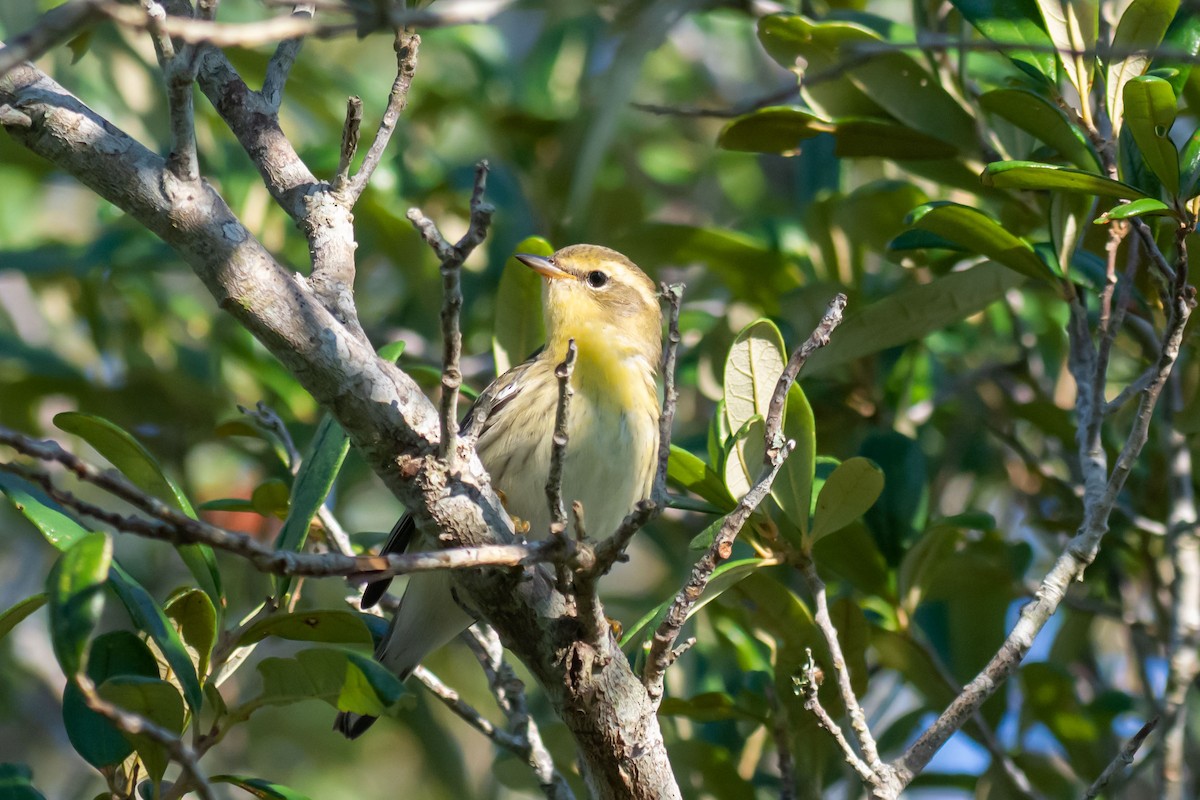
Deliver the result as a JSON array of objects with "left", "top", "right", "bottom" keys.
[
  {"left": 1106, "top": 0, "right": 1180, "bottom": 134},
  {"left": 255, "top": 648, "right": 406, "bottom": 716},
  {"left": 97, "top": 676, "right": 185, "bottom": 782},
  {"left": 1123, "top": 76, "right": 1180, "bottom": 195},
  {"left": 211, "top": 776, "right": 314, "bottom": 800},
  {"left": 772, "top": 385, "right": 815, "bottom": 543},
  {"left": 1036, "top": 0, "right": 1098, "bottom": 118},
  {"left": 979, "top": 89, "right": 1098, "bottom": 169},
  {"left": 1095, "top": 198, "right": 1175, "bottom": 222},
  {"left": 236, "top": 610, "right": 373, "bottom": 647},
  {"left": 0, "top": 473, "right": 89, "bottom": 550},
  {"left": 906, "top": 202, "right": 1056, "bottom": 281},
  {"left": 164, "top": 588, "right": 217, "bottom": 681},
  {"left": 0, "top": 594, "right": 46, "bottom": 644},
  {"left": 667, "top": 446, "right": 736, "bottom": 512},
  {"left": 949, "top": 0, "right": 1058, "bottom": 81},
  {"left": 982, "top": 160, "right": 1151, "bottom": 198},
  {"left": 810, "top": 457, "right": 885, "bottom": 544}
]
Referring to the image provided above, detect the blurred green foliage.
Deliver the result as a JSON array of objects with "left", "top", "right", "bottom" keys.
[{"left": 3, "top": 0, "right": 1200, "bottom": 798}]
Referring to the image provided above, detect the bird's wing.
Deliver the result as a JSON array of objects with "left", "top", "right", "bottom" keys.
[{"left": 358, "top": 350, "right": 544, "bottom": 608}]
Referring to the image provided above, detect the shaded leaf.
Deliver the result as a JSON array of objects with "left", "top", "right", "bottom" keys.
[
  {"left": 0, "top": 473, "right": 89, "bottom": 550},
  {"left": 1036, "top": 0, "right": 1098, "bottom": 114},
  {"left": 1106, "top": 0, "right": 1181, "bottom": 134},
  {"left": 0, "top": 763, "right": 47, "bottom": 800},
  {"left": 949, "top": 0, "right": 1058, "bottom": 81},
  {"left": 62, "top": 631, "right": 158, "bottom": 769},
  {"left": 164, "top": 588, "right": 217, "bottom": 681},
  {"left": 493, "top": 236, "right": 552, "bottom": 374},
  {"left": 772, "top": 384, "right": 815, "bottom": 543},
  {"left": 1123, "top": 76, "right": 1180, "bottom": 195},
  {"left": 97, "top": 676, "right": 185, "bottom": 782},
  {"left": 255, "top": 648, "right": 406, "bottom": 716},
  {"left": 979, "top": 89, "right": 1098, "bottom": 169},
  {"left": 0, "top": 594, "right": 46, "bottom": 643},
  {"left": 46, "top": 533, "right": 111, "bottom": 677},
  {"left": 211, "top": 776, "right": 314, "bottom": 800},
  {"left": 236, "top": 610, "right": 373, "bottom": 648}
]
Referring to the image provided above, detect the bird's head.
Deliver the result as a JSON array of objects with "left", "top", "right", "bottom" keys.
[{"left": 516, "top": 245, "right": 662, "bottom": 371}]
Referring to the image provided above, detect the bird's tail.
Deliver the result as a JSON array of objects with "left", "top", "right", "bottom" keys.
[{"left": 334, "top": 710, "right": 379, "bottom": 739}]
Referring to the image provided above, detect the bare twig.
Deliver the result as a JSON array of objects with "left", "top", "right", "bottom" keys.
[
  {"left": 332, "top": 95, "right": 363, "bottom": 190},
  {"left": 464, "top": 626, "right": 575, "bottom": 800},
  {"left": 1084, "top": 717, "right": 1158, "bottom": 799},
  {"left": 798, "top": 556, "right": 891, "bottom": 784},
  {"left": 342, "top": 30, "right": 420, "bottom": 203},
  {"left": 793, "top": 648, "right": 876, "bottom": 783},
  {"left": 262, "top": 3, "right": 314, "bottom": 111},
  {"left": 643, "top": 294, "right": 846, "bottom": 703},
  {"left": 547, "top": 340, "right": 578, "bottom": 537},
  {"left": 77, "top": 675, "right": 215, "bottom": 800},
  {"left": 590, "top": 282, "right": 684, "bottom": 573},
  {"left": 412, "top": 665, "right": 524, "bottom": 750},
  {"left": 141, "top": 0, "right": 200, "bottom": 183},
  {"left": 0, "top": 429, "right": 563, "bottom": 579}
]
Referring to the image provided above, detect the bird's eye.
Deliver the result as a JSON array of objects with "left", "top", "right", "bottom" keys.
[{"left": 586, "top": 270, "right": 609, "bottom": 288}]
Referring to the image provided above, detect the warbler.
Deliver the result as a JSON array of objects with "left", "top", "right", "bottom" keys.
[{"left": 336, "top": 244, "right": 662, "bottom": 738}]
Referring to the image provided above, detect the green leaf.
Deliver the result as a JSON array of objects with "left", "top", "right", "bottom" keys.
[
  {"left": 949, "top": 0, "right": 1058, "bottom": 82},
  {"left": 1179, "top": 127, "right": 1200, "bottom": 198},
  {"left": 898, "top": 525, "right": 964, "bottom": 615},
  {"left": 251, "top": 479, "right": 291, "bottom": 519},
  {"left": 724, "top": 416, "right": 765, "bottom": 500},
  {"left": 107, "top": 563, "right": 203, "bottom": 713},
  {"left": 755, "top": 15, "right": 976, "bottom": 149},
  {"left": 1106, "top": 0, "right": 1181, "bottom": 134},
  {"left": 1123, "top": 76, "right": 1180, "bottom": 195},
  {"left": 1049, "top": 190, "right": 1094, "bottom": 274},
  {"left": 772, "top": 384, "right": 816, "bottom": 542},
  {"left": 0, "top": 473, "right": 90, "bottom": 550},
  {"left": 724, "top": 319, "right": 786, "bottom": 435},
  {"left": 810, "top": 457, "right": 885, "bottom": 544},
  {"left": 164, "top": 588, "right": 218, "bottom": 681},
  {"left": 978, "top": 89, "right": 1098, "bottom": 169},
  {"left": 861, "top": 431, "right": 928, "bottom": 566},
  {"left": 97, "top": 676, "right": 185, "bottom": 782},
  {"left": 46, "top": 532, "right": 111, "bottom": 676},
  {"left": 907, "top": 202, "right": 1056, "bottom": 281},
  {"left": 494, "top": 237, "right": 553, "bottom": 375},
  {"left": 832, "top": 118, "right": 960, "bottom": 161},
  {"left": 0, "top": 594, "right": 47, "bottom": 643},
  {"left": 0, "top": 764, "right": 47, "bottom": 800},
  {"left": 1095, "top": 198, "right": 1175, "bottom": 222},
  {"left": 52, "top": 412, "right": 222, "bottom": 610},
  {"left": 236, "top": 610, "right": 373, "bottom": 647},
  {"left": 718, "top": 107, "right": 826, "bottom": 155},
  {"left": 255, "top": 648, "right": 406, "bottom": 716},
  {"left": 211, "top": 776, "right": 314, "bottom": 800},
  {"left": 274, "top": 414, "right": 351, "bottom": 602},
  {"left": 377, "top": 339, "right": 406, "bottom": 363},
  {"left": 667, "top": 445, "right": 736, "bottom": 512},
  {"left": 982, "top": 160, "right": 1152, "bottom": 198},
  {"left": 619, "top": 559, "right": 772, "bottom": 650},
  {"left": 805, "top": 261, "right": 1025, "bottom": 375},
  {"left": 1036, "top": 0, "right": 1098, "bottom": 115},
  {"left": 62, "top": 631, "right": 158, "bottom": 769}
]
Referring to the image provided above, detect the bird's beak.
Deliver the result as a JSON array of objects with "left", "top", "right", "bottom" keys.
[{"left": 516, "top": 253, "right": 572, "bottom": 281}]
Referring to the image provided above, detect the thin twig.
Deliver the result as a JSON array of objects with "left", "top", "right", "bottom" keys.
[
  {"left": 0, "top": 430, "right": 565, "bottom": 580},
  {"left": 332, "top": 95, "right": 363, "bottom": 190},
  {"left": 798, "top": 556, "right": 890, "bottom": 782},
  {"left": 1083, "top": 716, "right": 1158, "bottom": 799},
  {"left": 547, "top": 340, "right": 577, "bottom": 536},
  {"left": 793, "top": 648, "right": 876, "bottom": 784},
  {"left": 590, "top": 282, "right": 684, "bottom": 573},
  {"left": 408, "top": 161, "right": 494, "bottom": 469},
  {"left": 463, "top": 626, "right": 575, "bottom": 800},
  {"left": 77, "top": 676, "right": 215, "bottom": 800},
  {"left": 643, "top": 294, "right": 846, "bottom": 703},
  {"left": 343, "top": 30, "right": 420, "bottom": 203},
  {"left": 142, "top": 0, "right": 200, "bottom": 183},
  {"left": 261, "top": 3, "right": 314, "bottom": 111},
  {"left": 412, "top": 666, "right": 524, "bottom": 750}
]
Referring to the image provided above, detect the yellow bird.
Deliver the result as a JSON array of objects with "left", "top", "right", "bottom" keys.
[{"left": 336, "top": 244, "right": 662, "bottom": 738}]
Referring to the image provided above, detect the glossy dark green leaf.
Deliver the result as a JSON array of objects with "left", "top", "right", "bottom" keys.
[
  {"left": 164, "top": 588, "right": 217, "bottom": 681},
  {"left": 0, "top": 594, "right": 46, "bottom": 643},
  {"left": 108, "top": 563, "right": 202, "bottom": 713},
  {"left": 810, "top": 457, "right": 885, "bottom": 544},
  {"left": 667, "top": 446, "right": 736, "bottom": 512},
  {"left": 97, "top": 676, "right": 185, "bottom": 782},
  {"left": 718, "top": 107, "right": 825, "bottom": 155},
  {"left": 949, "top": 0, "right": 1058, "bottom": 81},
  {"left": 274, "top": 414, "right": 350, "bottom": 602},
  {"left": 887, "top": 229, "right": 968, "bottom": 252},
  {"left": 1123, "top": 76, "right": 1180, "bottom": 194},
  {"left": 833, "top": 118, "right": 960, "bottom": 160},
  {"left": 62, "top": 631, "right": 158, "bottom": 769},
  {"left": 805, "top": 261, "right": 1025, "bottom": 376},
  {"left": 1106, "top": 0, "right": 1181, "bottom": 132},
  {"left": 906, "top": 202, "right": 1056, "bottom": 281},
  {"left": 211, "top": 776, "right": 314, "bottom": 800},
  {"left": 493, "top": 236, "right": 552, "bottom": 374},
  {"left": 0, "top": 763, "right": 47, "bottom": 800},
  {"left": 255, "top": 647, "right": 406, "bottom": 716},
  {"left": 1095, "top": 198, "right": 1175, "bottom": 222},
  {"left": 1179, "top": 126, "right": 1200, "bottom": 198},
  {"left": 46, "top": 532, "right": 111, "bottom": 676},
  {"left": 982, "top": 160, "right": 1152, "bottom": 198},
  {"left": 0, "top": 473, "right": 89, "bottom": 550},
  {"left": 978, "top": 89, "right": 1098, "bottom": 169},
  {"left": 52, "top": 412, "right": 222, "bottom": 610},
  {"left": 860, "top": 431, "right": 927, "bottom": 566},
  {"left": 772, "top": 385, "right": 815, "bottom": 543},
  {"left": 236, "top": 610, "right": 373, "bottom": 647}
]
